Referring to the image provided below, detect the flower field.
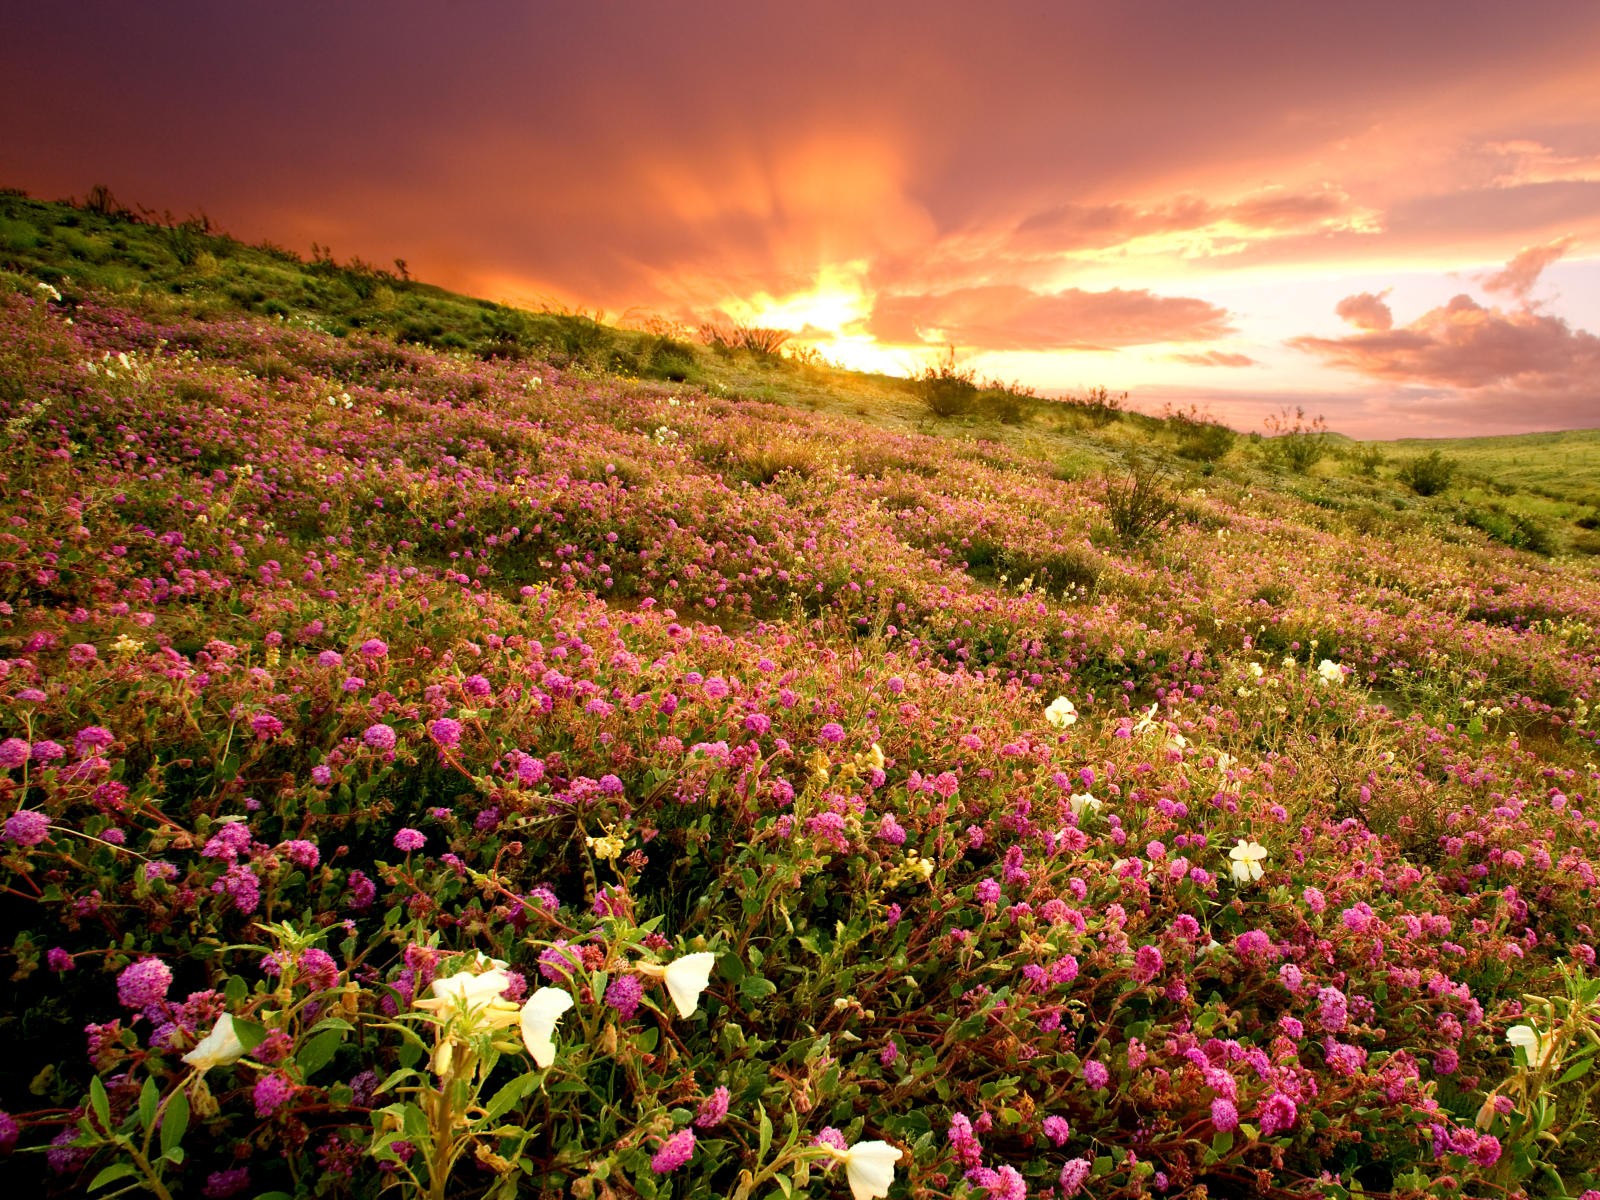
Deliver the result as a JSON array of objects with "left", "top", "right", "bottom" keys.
[{"left": 3, "top": 275, "right": 1600, "bottom": 1199}]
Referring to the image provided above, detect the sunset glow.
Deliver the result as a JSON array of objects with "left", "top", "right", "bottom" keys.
[{"left": 4, "top": 2, "right": 1600, "bottom": 436}]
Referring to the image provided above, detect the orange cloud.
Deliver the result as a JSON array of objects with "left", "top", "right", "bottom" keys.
[
  {"left": 1168, "top": 350, "right": 1257, "bottom": 367},
  {"left": 868, "top": 285, "right": 1232, "bottom": 351},
  {"left": 1289, "top": 293, "right": 1600, "bottom": 427},
  {"left": 1481, "top": 235, "right": 1574, "bottom": 300},
  {"left": 1335, "top": 291, "right": 1393, "bottom": 331}
]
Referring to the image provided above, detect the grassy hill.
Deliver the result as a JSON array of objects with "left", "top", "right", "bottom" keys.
[{"left": 2, "top": 188, "right": 1600, "bottom": 1198}]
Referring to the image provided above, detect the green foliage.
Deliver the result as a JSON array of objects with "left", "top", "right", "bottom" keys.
[
  {"left": 1346, "top": 442, "right": 1386, "bottom": 476},
  {"left": 1102, "top": 459, "right": 1179, "bottom": 546},
  {"left": 1398, "top": 449, "right": 1458, "bottom": 496},
  {"left": 1164, "top": 403, "right": 1236, "bottom": 462},
  {"left": 913, "top": 346, "right": 979, "bottom": 418},
  {"left": 1461, "top": 503, "right": 1554, "bottom": 554},
  {"left": 1263, "top": 406, "right": 1331, "bottom": 473}
]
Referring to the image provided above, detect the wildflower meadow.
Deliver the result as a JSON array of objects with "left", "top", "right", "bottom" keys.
[{"left": 2, "top": 263, "right": 1600, "bottom": 1199}]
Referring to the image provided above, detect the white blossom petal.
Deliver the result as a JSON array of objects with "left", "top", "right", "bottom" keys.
[
  {"left": 182, "top": 1013, "right": 246, "bottom": 1072},
  {"left": 843, "top": 1140, "right": 902, "bottom": 1200},
  {"left": 663, "top": 952, "right": 717, "bottom": 1018},
  {"left": 520, "top": 987, "right": 575, "bottom": 1068}
]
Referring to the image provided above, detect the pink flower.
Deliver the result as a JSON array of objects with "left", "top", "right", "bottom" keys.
[
  {"left": 118, "top": 958, "right": 173, "bottom": 1009},
  {"left": 1059, "top": 1157, "right": 1092, "bottom": 1196},
  {"left": 253, "top": 1072, "right": 294, "bottom": 1118},
  {"left": 393, "top": 828, "right": 426, "bottom": 852},
  {"left": 362, "top": 723, "right": 396, "bottom": 752},
  {"left": 3, "top": 809, "right": 50, "bottom": 846},
  {"left": 650, "top": 1128, "right": 695, "bottom": 1174},
  {"left": 693, "top": 1086, "right": 730, "bottom": 1128}
]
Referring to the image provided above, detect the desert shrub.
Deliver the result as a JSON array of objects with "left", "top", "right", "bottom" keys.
[
  {"left": 1103, "top": 460, "right": 1179, "bottom": 545},
  {"left": 1462, "top": 504, "right": 1554, "bottom": 554},
  {"left": 1165, "top": 403, "right": 1236, "bottom": 462},
  {"left": 1347, "top": 442, "right": 1386, "bottom": 476},
  {"left": 1263, "top": 406, "right": 1331, "bottom": 473},
  {"left": 914, "top": 347, "right": 978, "bottom": 418},
  {"left": 697, "top": 322, "right": 791, "bottom": 359},
  {"left": 638, "top": 335, "right": 699, "bottom": 383},
  {"left": 1398, "top": 449, "right": 1457, "bottom": 496}
]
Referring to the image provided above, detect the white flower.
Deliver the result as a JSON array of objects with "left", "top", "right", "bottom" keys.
[
  {"left": 182, "top": 1013, "right": 247, "bottom": 1072},
  {"left": 414, "top": 955, "right": 519, "bottom": 1033},
  {"left": 1228, "top": 839, "right": 1269, "bottom": 884},
  {"left": 1248, "top": 662, "right": 1265, "bottom": 680},
  {"left": 1316, "top": 659, "right": 1346, "bottom": 686},
  {"left": 1044, "top": 696, "right": 1078, "bottom": 729},
  {"left": 1506, "top": 1023, "right": 1550, "bottom": 1067},
  {"left": 519, "top": 987, "right": 575, "bottom": 1068},
  {"left": 838, "top": 1140, "right": 902, "bottom": 1200},
  {"left": 1068, "top": 792, "right": 1102, "bottom": 819},
  {"left": 663, "top": 952, "right": 717, "bottom": 1018}
]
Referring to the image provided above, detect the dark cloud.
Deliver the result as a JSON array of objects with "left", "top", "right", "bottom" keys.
[{"left": 869, "top": 285, "right": 1233, "bottom": 351}]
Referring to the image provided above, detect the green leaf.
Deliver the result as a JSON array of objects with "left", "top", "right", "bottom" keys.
[
  {"left": 89, "top": 1075, "right": 112, "bottom": 1134},
  {"left": 740, "top": 975, "right": 778, "bottom": 1001},
  {"left": 161, "top": 1088, "right": 189, "bottom": 1158},
  {"left": 138, "top": 1077, "right": 159, "bottom": 1134},
  {"left": 88, "top": 1163, "right": 139, "bottom": 1192},
  {"left": 162, "top": 1145, "right": 185, "bottom": 1165},
  {"left": 231, "top": 1018, "right": 269, "bottom": 1054},
  {"left": 296, "top": 1027, "right": 344, "bottom": 1079},
  {"left": 1558, "top": 1057, "right": 1594, "bottom": 1086},
  {"left": 758, "top": 1103, "right": 773, "bottom": 1162},
  {"left": 224, "top": 974, "right": 248, "bottom": 1005},
  {"left": 483, "top": 1072, "right": 535, "bottom": 1123},
  {"left": 1211, "top": 1129, "right": 1234, "bottom": 1157}
]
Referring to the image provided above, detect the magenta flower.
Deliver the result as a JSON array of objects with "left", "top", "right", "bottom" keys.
[
  {"left": 693, "top": 1085, "right": 730, "bottom": 1127},
  {"left": 1042, "top": 1114, "right": 1071, "bottom": 1145},
  {"left": 0, "top": 739, "right": 28, "bottom": 769},
  {"left": 1131, "top": 944, "right": 1164, "bottom": 984},
  {"left": 428, "top": 718, "right": 463, "bottom": 748},
  {"left": 358, "top": 638, "right": 388, "bottom": 659},
  {"left": 3, "top": 809, "right": 50, "bottom": 846},
  {"left": 1059, "top": 1158, "right": 1092, "bottom": 1197},
  {"left": 118, "top": 958, "right": 173, "bottom": 1009},
  {"left": 604, "top": 973, "right": 644, "bottom": 1019},
  {"left": 393, "top": 828, "right": 426, "bottom": 852},
  {"left": 253, "top": 1072, "right": 295, "bottom": 1118},
  {"left": 362, "top": 723, "right": 397, "bottom": 752},
  {"left": 1257, "top": 1091, "right": 1298, "bottom": 1136},
  {"left": 650, "top": 1128, "right": 696, "bottom": 1173},
  {"left": 1211, "top": 1097, "right": 1240, "bottom": 1132},
  {"left": 1083, "top": 1059, "right": 1110, "bottom": 1089}
]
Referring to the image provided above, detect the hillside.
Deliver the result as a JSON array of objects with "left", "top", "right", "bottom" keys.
[{"left": 2, "top": 191, "right": 1600, "bottom": 1198}]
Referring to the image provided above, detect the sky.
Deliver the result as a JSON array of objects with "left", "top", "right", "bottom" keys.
[{"left": 5, "top": 1, "right": 1600, "bottom": 438}]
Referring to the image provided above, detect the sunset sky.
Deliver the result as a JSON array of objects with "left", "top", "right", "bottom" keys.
[{"left": 6, "top": 1, "right": 1600, "bottom": 437}]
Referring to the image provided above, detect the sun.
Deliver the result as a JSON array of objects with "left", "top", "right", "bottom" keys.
[{"left": 719, "top": 262, "right": 911, "bottom": 376}]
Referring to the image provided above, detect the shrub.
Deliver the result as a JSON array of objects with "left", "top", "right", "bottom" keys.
[
  {"left": 1347, "top": 443, "right": 1386, "bottom": 476},
  {"left": 1103, "top": 460, "right": 1179, "bottom": 545},
  {"left": 1263, "top": 407, "right": 1331, "bottom": 473},
  {"left": 914, "top": 347, "right": 979, "bottom": 418},
  {"left": 1398, "top": 449, "right": 1457, "bottom": 496},
  {"left": 1165, "top": 404, "right": 1236, "bottom": 462},
  {"left": 1462, "top": 504, "right": 1554, "bottom": 554}
]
